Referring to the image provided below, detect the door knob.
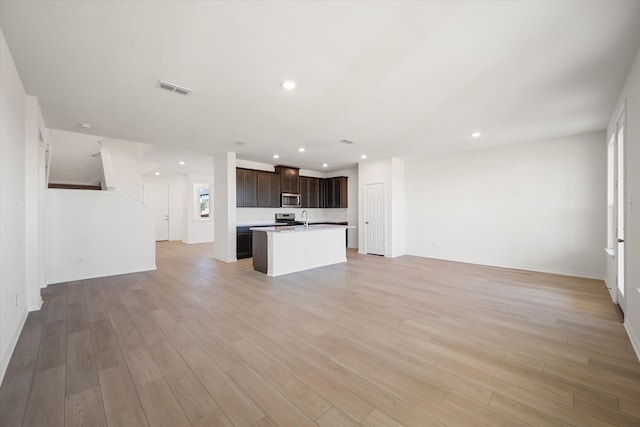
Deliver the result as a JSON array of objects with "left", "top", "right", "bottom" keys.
[
  {"left": 618, "top": 239, "right": 625, "bottom": 243},
  {"left": 365, "top": 221, "right": 369, "bottom": 224}
]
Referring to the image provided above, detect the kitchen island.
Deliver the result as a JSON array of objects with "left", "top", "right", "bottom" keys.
[{"left": 250, "top": 224, "right": 352, "bottom": 277}]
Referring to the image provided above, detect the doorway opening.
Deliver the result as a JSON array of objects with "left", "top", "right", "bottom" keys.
[{"left": 615, "top": 107, "right": 626, "bottom": 315}]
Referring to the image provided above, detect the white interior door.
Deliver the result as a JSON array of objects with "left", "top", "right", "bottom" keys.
[
  {"left": 616, "top": 113, "right": 626, "bottom": 313},
  {"left": 365, "top": 183, "right": 385, "bottom": 255},
  {"left": 143, "top": 183, "right": 169, "bottom": 241}
]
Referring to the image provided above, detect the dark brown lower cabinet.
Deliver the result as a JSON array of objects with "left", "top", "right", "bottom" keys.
[
  {"left": 252, "top": 231, "right": 268, "bottom": 273},
  {"left": 236, "top": 227, "right": 253, "bottom": 259}
]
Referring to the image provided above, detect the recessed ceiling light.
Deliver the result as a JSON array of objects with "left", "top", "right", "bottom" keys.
[
  {"left": 471, "top": 131, "right": 482, "bottom": 138},
  {"left": 360, "top": 154, "right": 367, "bottom": 159},
  {"left": 154, "top": 172, "right": 160, "bottom": 176},
  {"left": 273, "top": 154, "right": 280, "bottom": 159},
  {"left": 281, "top": 80, "right": 296, "bottom": 90},
  {"left": 234, "top": 140, "right": 247, "bottom": 146},
  {"left": 178, "top": 161, "right": 185, "bottom": 165},
  {"left": 322, "top": 163, "right": 328, "bottom": 168},
  {"left": 298, "top": 148, "right": 305, "bottom": 152},
  {"left": 79, "top": 123, "right": 91, "bottom": 129}
]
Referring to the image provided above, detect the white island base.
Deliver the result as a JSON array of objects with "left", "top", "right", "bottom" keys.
[{"left": 250, "top": 225, "right": 349, "bottom": 277}]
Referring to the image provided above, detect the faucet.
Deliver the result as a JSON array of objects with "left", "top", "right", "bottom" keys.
[{"left": 301, "top": 210, "right": 308, "bottom": 228}]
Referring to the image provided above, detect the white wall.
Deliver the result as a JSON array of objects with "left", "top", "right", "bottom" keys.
[
  {"left": 359, "top": 158, "right": 405, "bottom": 257},
  {"left": 0, "top": 28, "right": 28, "bottom": 383},
  {"left": 183, "top": 174, "right": 214, "bottom": 244},
  {"left": 236, "top": 159, "right": 275, "bottom": 172},
  {"left": 404, "top": 132, "right": 606, "bottom": 278},
  {"left": 46, "top": 189, "right": 156, "bottom": 284},
  {"left": 607, "top": 44, "right": 640, "bottom": 358},
  {"left": 101, "top": 139, "right": 144, "bottom": 202},
  {"left": 143, "top": 174, "right": 185, "bottom": 241}
]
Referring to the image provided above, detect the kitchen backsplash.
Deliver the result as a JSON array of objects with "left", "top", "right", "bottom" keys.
[{"left": 237, "top": 207, "right": 348, "bottom": 225}]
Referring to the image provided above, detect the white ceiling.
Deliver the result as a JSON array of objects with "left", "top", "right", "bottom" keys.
[
  {"left": 48, "top": 129, "right": 215, "bottom": 184},
  {"left": 2, "top": 1, "right": 640, "bottom": 172},
  {"left": 48, "top": 129, "right": 104, "bottom": 185}
]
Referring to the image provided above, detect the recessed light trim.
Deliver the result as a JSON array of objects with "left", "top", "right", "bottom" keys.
[
  {"left": 234, "top": 140, "right": 247, "bottom": 146},
  {"left": 281, "top": 80, "right": 296, "bottom": 90},
  {"left": 154, "top": 172, "right": 160, "bottom": 176},
  {"left": 471, "top": 131, "right": 482, "bottom": 138},
  {"left": 298, "top": 148, "right": 305, "bottom": 152},
  {"left": 360, "top": 154, "right": 367, "bottom": 159},
  {"left": 178, "top": 161, "right": 185, "bottom": 165},
  {"left": 273, "top": 154, "right": 280, "bottom": 159},
  {"left": 322, "top": 163, "right": 328, "bottom": 168},
  {"left": 79, "top": 123, "right": 91, "bottom": 129}
]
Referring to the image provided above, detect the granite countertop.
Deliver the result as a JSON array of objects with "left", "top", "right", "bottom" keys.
[
  {"left": 237, "top": 222, "right": 284, "bottom": 227},
  {"left": 237, "top": 220, "right": 348, "bottom": 227},
  {"left": 249, "top": 224, "right": 354, "bottom": 233}
]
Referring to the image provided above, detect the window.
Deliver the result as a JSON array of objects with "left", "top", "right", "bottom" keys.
[
  {"left": 194, "top": 182, "right": 213, "bottom": 220},
  {"left": 199, "top": 188, "right": 210, "bottom": 218}
]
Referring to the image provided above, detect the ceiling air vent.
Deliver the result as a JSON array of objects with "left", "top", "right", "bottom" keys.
[
  {"left": 174, "top": 87, "right": 191, "bottom": 95},
  {"left": 158, "top": 80, "right": 194, "bottom": 96}
]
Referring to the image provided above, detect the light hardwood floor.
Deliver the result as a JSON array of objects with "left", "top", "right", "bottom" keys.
[{"left": 2, "top": 241, "right": 640, "bottom": 426}]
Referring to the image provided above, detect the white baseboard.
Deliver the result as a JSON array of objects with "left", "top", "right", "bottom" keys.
[
  {"left": 604, "top": 278, "right": 617, "bottom": 303},
  {"left": 404, "top": 252, "right": 605, "bottom": 280},
  {"left": 213, "top": 255, "right": 237, "bottom": 263},
  {"left": 624, "top": 321, "right": 640, "bottom": 362},
  {"left": 28, "top": 298, "right": 43, "bottom": 312},
  {"left": 0, "top": 308, "right": 28, "bottom": 386},
  {"left": 47, "top": 264, "right": 157, "bottom": 285}
]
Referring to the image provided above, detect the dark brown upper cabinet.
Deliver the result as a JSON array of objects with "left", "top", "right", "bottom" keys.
[
  {"left": 237, "top": 166, "right": 347, "bottom": 209},
  {"left": 236, "top": 168, "right": 257, "bottom": 207},
  {"left": 324, "top": 176, "right": 348, "bottom": 208},
  {"left": 257, "top": 170, "right": 280, "bottom": 207},
  {"left": 300, "top": 176, "right": 321, "bottom": 208},
  {"left": 275, "top": 166, "right": 300, "bottom": 194}
]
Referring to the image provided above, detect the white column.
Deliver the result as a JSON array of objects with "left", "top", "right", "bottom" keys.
[
  {"left": 391, "top": 157, "right": 406, "bottom": 258},
  {"left": 213, "top": 152, "right": 237, "bottom": 262},
  {"left": 24, "top": 96, "right": 45, "bottom": 311}
]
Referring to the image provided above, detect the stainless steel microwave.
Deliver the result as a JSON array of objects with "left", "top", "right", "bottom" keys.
[{"left": 281, "top": 193, "right": 301, "bottom": 208}]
